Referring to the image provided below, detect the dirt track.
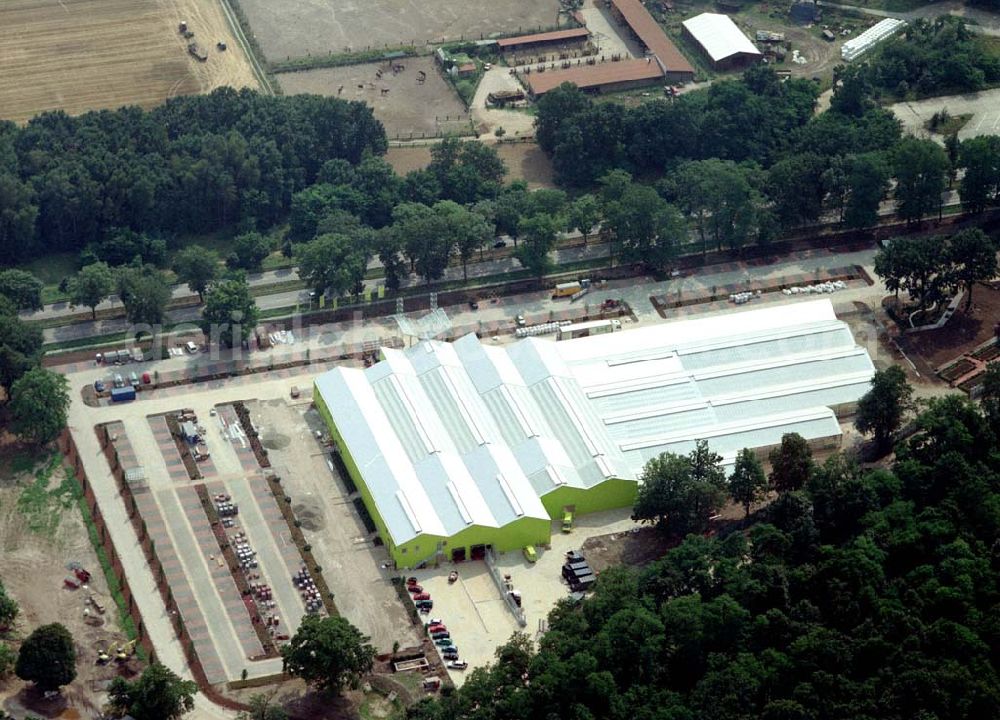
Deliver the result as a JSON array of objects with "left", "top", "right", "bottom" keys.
[{"left": 0, "top": 0, "right": 259, "bottom": 125}]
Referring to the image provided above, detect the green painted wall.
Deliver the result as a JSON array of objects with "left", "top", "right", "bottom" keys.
[
  {"left": 314, "top": 384, "right": 400, "bottom": 559},
  {"left": 540, "top": 477, "right": 638, "bottom": 518},
  {"left": 393, "top": 516, "right": 550, "bottom": 568}
]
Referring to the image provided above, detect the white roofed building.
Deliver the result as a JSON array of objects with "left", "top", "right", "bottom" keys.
[
  {"left": 315, "top": 300, "right": 874, "bottom": 568},
  {"left": 682, "top": 13, "right": 763, "bottom": 69}
]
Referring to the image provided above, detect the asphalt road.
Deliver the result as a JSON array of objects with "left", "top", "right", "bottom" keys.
[{"left": 41, "top": 240, "right": 611, "bottom": 344}]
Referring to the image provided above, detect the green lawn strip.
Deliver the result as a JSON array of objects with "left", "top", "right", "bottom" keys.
[
  {"left": 44, "top": 332, "right": 131, "bottom": 353},
  {"left": 75, "top": 488, "right": 143, "bottom": 657}
]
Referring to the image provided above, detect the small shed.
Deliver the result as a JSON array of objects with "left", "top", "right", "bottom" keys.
[{"left": 456, "top": 62, "right": 477, "bottom": 77}]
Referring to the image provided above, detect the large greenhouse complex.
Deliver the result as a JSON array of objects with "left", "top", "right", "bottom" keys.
[{"left": 314, "top": 299, "right": 875, "bottom": 568}]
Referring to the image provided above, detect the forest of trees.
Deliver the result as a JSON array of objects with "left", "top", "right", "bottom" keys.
[
  {"left": 0, "top": 88, "right": 386, "bottom": 263},
  {"left": 864, "top": 17, "right": 1000, "bottom": 98},
  {"left": 408, "top": 394, "right": 1000, "bottom": 720}
]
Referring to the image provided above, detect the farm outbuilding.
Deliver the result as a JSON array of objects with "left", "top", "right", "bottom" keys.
[
  {"left": 682, "top": 13, "right": 762, "bottom": 69},
  {"left": 496, "top": 27, "right": 591, "bottom": 54},
  {"left": 315, "top": 300, "right": 874, "bottom": 569},
  {"left": 608, "top": 0, "right": 695, "bottom": 82},
  {"left": 521, "top": 58, "right": 665, "bottom": 97}
]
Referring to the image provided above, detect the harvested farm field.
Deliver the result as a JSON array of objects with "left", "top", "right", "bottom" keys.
[
  {"left": 237, "top": 0, "right": 563, "bottom": 62},
  {"left": 0, "top": 0, "right": 259, "bottom": 125}
]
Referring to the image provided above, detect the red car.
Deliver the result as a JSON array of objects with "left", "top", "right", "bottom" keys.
[
  {"left": 427, "top": 624, "right": 447, "bottom": 634},
  {"left": 407, "top": 584, "right": 424, "bottom": 594},
  {"left": 413, "top": 592, "right": 431, "bottom": 602}
]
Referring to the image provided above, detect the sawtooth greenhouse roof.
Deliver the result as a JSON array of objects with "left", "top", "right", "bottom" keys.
[
  {"left": 315, "top": 299, "right": 874, "bottom": 547},
  {"left": 682, "top": 12, "right": 762, "bottom": 64}
]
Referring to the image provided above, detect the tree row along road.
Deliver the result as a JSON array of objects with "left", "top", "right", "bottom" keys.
[
  {"left": 40, "top": 240, "right": 611, "bottom": 344},
  {"left": 21, "top": 230, "right": 592, "bottom": 325},
  {"left": 27, "top": 180, "right": 963, "bottom": 335}
]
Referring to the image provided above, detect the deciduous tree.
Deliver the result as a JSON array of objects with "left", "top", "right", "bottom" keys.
[
  {"left": 855, "top": 366, "right": 913, "bottom": 450},
  {"left": 633, "top": 441, "right": 727, "bottom": 535},
  {"left": 948, "top": 227, "right": 997, "bottom": 310},
  {"left": 107, "top": 662, "right": 197, "bottom": 720},
  {"left": 0, "top": 269, "right": 43, "bottom": 311},
  {"left": 0, "top": 314, "right": 43, "bottom": 395},
  {"left": 15, "top": 623, "right": 76, "bottom": 692},
  {"left": 173, "top": 245, "right": 220, "bottom": 302},
  {"left": 567, "top": 194, "right": 601, "bottom": 245},
  {"left": 118, "top": 268, "right": 171, "bottom": 329},
  {"left": 69, "top": 261, "right": 114, "bottom": 319},
  {"left": 729, "top": 448, "right": 768, "bottom": 517},
  {"left": 281, "top": 615, "right": 375, "bottom": 694},
  {"left": 201, "top": 273, "right": 259, "bottom": 348},
  {"left": 9, "top": 368, "right": 70, "bottom": 444},
  {"left": 514, "top": 214, "right": 558, "bottom": 281},
  {"left": 768, "top": 433, "right": 813, "bottom": 493},
  {"left": 228, "top": 232, "right": 271, "bottom": 272},
  {"left": 893, "top": 137, "right": 948, "bottom": 223}
]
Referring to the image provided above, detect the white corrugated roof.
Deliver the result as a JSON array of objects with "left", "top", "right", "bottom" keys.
[
  {"left": 316, "top": 299, "right": 873, "bottom": 547},
  {"left": 682, "top": 12, "right": 762, "bottom": 63}
]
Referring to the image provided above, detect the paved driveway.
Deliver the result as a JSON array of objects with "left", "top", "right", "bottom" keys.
[{"left": 891, "top": 88, "right": 1000, "bottom": 141}]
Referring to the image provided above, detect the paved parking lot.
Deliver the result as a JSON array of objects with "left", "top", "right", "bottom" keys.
[
  {"left": 243, "top": 399, "right": 421, "bottom": 653},
  {"left": 408, "top": 507, "right": 640, "bottom": 684},
  {"left": 892, "top": 88, "right": 1000, "bottom": 140}
]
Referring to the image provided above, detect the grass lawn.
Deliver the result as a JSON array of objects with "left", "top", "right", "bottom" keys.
[
  {"left": 925, "top": 112, "right": 973, "bottom": 136},
  {"left": 841, "top": 0, "right": 932, "bottom": 12},
  {"left": 15, "top": 452, "right": 80, "bottom": 538},
  {"left": 17, "top": 253, "right": 78, "bottom": 304}
]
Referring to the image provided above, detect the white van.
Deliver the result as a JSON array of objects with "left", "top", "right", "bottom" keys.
[{"left": 185, "top": 341, "right": 198, "bottom": 354}]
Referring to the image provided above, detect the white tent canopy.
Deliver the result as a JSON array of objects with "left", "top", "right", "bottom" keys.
[{"left": 682, "top": 13, "right": 762, "bottom": 63}]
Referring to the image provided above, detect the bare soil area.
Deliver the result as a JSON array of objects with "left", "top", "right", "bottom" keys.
[
  {"left": 277, "top": 58, "right": 468, "bottom": 139},
  {"left": 897, "top": 283, "right": 1000, "bottom": 372},
  {"left": 236, "top": 0, "right": 563, "bottom": 62},
  {"left": 0, "top": 0, "right": 258, "bottom": 125},
  {"left": 385, "top": 142, "right": 554, "bottom": 188},
  {"left": 0, "top": 445, "right": 139, "bottom": 718}
]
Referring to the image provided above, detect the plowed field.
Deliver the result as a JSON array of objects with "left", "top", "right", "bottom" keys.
[{"left": 0, "top": 0, "right": 258, "bottom": 124}]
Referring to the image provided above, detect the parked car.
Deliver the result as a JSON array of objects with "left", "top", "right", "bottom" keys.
[
  {"left": 94, "top": 379, "right": 105, "bottom": 393},
  {"left": 493, "top": 239, "right": 506, "bottom": 249},
  {"left": 185, "top": 341, "right": 198, "bottom": 354},
  {"left": 430, "top": 629, "right": 450, "bottom": 638},
  {"left": 434, "top": 637, "right": 453, "bottom": 647},
  {"left": 407, "top": 584, "right": 423, "bottom": 594},
  {"left": 406, "top": 577, "right": 419, "bottom": 585},
  {"left": 427, "top": 623, "right": 446, "bottom": 634},
  {"left": 439, "top": 645, "right": 458, "bottom": 655},
  {"left": 413, "top": 592, "right": 431, "bottom": 602},
  {"left": 113, "top": 373, "right": 124, "bottom": 388},
  {"left": 446, "top": 660, "right": 468, "bottom": 670},
  {"left": 426, "top": 618, "right": 443, "bottom": 627},
  {"left": 141, "top": 372, "right": 151, "bottom": 384},
  {"left": 415, "top": 599, "right": 434, "bottom": 610},
  {"left": 442, "top": 650, "right": 459, "bottom": 660}
]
